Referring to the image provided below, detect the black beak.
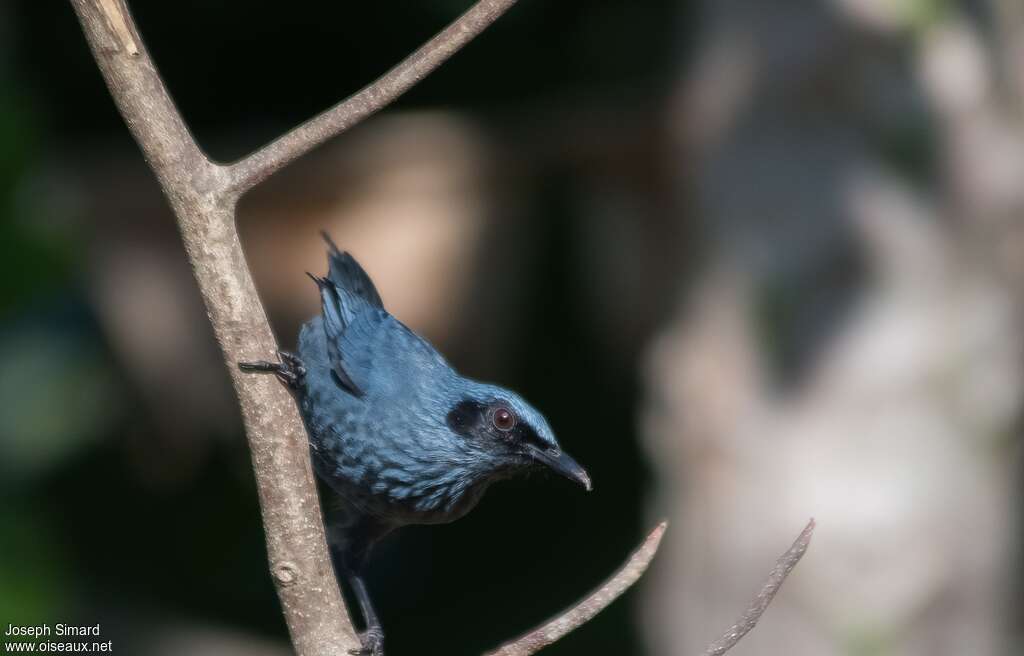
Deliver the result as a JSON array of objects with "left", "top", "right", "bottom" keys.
[{"left": 526, "top": 445, "right": 592, "bottom": 491}]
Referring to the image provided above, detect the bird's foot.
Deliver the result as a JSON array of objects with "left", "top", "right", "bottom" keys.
[
  {"left": 238, "top": 350, "right": 306, "bottom": 389},
  {"left": 348, "top": 627, "right": 384, "bottom": 656}
]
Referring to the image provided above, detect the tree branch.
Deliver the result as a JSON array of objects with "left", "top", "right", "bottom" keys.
[
  {"left": 485, "top": 522, "right": 668, "bottom": 656},
  {"left": 702, "top": 518, "right": 816, "bottom": 656},
  {"left": 227, "top": 0, "right": 521, "bottom": 195},
  {"left": 485, "top": 519, "right": 813, "bottom": 656}
]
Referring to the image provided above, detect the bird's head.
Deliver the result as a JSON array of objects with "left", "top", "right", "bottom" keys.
[{"left": 443, "top": 383, "right": 591, "bottom": 491}]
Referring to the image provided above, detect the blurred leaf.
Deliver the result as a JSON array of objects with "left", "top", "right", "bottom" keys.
[
  {"left": 902, "top": 0, "right": 952, "bottom": 31},
  {"left": 0, "top": 83, "right": 74, "bottom": 313},
  {"left": 0, "top": 324, "right": 120, "bottom": 485},
  {"left": 0, "top": 507, "right": 67, "bottom": 624}
]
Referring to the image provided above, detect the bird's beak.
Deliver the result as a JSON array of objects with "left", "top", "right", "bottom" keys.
[{"left": 526, "top": 445, "right": 592, "bottom": 491}]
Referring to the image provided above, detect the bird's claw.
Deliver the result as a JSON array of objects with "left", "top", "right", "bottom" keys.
[
  {"left": 278, "top": 350, "right": 306, "bottom": 385},
  {"left": 348, "top": 627, "right": 384, "bottom": 656},
  {"left": 239, "top": 350, "right": 306, "bottom": 389}
]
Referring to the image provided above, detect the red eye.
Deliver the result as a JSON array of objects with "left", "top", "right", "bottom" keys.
[{"left": 492, "top": 407, "right": 516, "bottom": 431}]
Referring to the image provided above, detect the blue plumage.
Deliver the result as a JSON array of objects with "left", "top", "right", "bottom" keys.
[{"left": 241, "top": 235, "right": 590, "bottom": 656}]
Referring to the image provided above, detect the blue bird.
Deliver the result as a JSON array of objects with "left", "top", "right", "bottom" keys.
[{"left": 240, "top": 235, "right": 590, "bottom": 656}]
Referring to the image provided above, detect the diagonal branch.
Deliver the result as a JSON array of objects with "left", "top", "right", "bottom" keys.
[
  {"left": 702, "top": 518, "right": 816, "bottom": 656},
  {"left": 227, "top": 0, "right": 521, "bottom": 195},
  {"left": 485, "top": 522, "right": 668, "bottom": 656}
]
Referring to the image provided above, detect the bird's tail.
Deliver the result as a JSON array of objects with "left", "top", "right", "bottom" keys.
[{"left": 320, "top": 232, "right": 384, "bottom": 309}]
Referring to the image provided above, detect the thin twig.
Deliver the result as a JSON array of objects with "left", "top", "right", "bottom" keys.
[
  {"left": 702, "top": 518, "right": 816, "bottom": 656},
  {"left": 227, "top": 0, "right": 521, "bottom": 195},
  {"left": 484, "top": 522, "right": 668, "bottom": 656}
]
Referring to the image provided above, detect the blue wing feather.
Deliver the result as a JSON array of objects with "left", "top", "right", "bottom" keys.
[
  {"left": 304, "top": 239, "right": 453, "bottom": 401},
  {"left": 307, "top": 241, "right": 385, "bottom": 397}
]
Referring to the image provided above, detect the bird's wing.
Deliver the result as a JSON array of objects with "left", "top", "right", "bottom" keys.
[
  {"left": 309, "top": 238, "right": 451, "bottom": 399},
  {"left": 309, "top": 273, "right": 369, "bottom": 397}
]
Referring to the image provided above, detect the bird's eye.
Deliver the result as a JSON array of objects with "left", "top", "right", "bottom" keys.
[{"left": 491, "top": 407, "right": 516, "bottom": 431}]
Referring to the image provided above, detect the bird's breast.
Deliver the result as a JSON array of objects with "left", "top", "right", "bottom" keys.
[{"left": 301, "top": 399, "right": 493, "bottom": 527}]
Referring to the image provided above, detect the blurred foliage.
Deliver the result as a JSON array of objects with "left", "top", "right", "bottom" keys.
[
  {"left": 0, "top": 321, "right": 119, "bottom": 483},
  {"left": 0, "top": 507, "right": 67, "bottom": 626},
  {"left": 0, "top": 69, "right": 71, "bottom": 313}
]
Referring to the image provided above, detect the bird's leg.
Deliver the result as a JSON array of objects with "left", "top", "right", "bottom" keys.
[
  {"left": 325, "top": 516, "right": 390, "bottom": 656},
  {"left": 238, "top": 350, "right": 306, "bottom": 389},
  {"left": 347, "top": 573, "right": 385, "bottom": 656}
]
